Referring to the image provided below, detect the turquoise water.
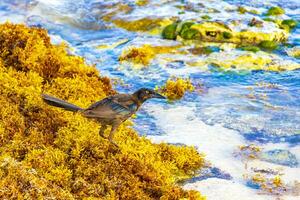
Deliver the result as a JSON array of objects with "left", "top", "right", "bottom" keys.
[{"left": 1, "top": 0, "right": 299, "bottom": 199}]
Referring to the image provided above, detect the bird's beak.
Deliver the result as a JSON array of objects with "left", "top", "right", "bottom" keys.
[{"left": 152, "top": 92, "right": 166, "bottom": 99}]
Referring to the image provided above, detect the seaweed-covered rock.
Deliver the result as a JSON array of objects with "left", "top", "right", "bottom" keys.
[
  {"left": 190, "top": 22, "right": 232, "bottom": 42},
  {"left": 281, "top": 19, "right": 298, "bottom": 30},
  {"left": 113, "top": 17, "right": 175, "bottom": 35},
  {"left": 162, "top": 22, "right": 178, "bottom": 40},
  {"left": 237, "top": 6, "right": 259, "bottom": 15},
  {"left": 222, "top": 31, "right": 233, "bottom": 39},
  {"left": 162, "top": 21, "right": 201, "bottom": 40},
  {"left": 259, "top": 40, "right": 278, "bottom": 50},
  {"left": 237, "top": 6, "right": 247, "bottom": 14},
  {"left": 164, "top": 21, "right": 288, "bottom": 45},
  {"left": 266, "top": 6, "right": 285, "bottom": 16},
  {"left": 240, "top": 46, "right": 260, "bottom": 53},
  {"left": 203, "top": 51, "right": 300, "bottom": 71},
  {"left": 179, "top": 22, "right": 200, "bottom": 40},
  {"left": 0, "top": 23, "right": 205, "bottom": 199},
  {"left": 201, "top": 15, "right": 211, "bottom": 20}
]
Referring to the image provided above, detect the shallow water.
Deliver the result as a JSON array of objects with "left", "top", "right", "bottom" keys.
[{"left": 1, "top": 0, "right": 299, "bottom": 199}]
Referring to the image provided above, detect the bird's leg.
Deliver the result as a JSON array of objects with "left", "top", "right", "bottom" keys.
[
  {"left": 99, "top": 125, "right": 107, "bottom": 138},
  {"left": 108, "top": 124, "right": 120, "bottom": 147}
]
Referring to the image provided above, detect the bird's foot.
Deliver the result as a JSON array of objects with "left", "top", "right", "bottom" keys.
[
  {"left": 109, "top": 140, "right": 119, "bottom": 148},
  {"left": 99, "top": 134, "right": 107, "bottom": 139}
]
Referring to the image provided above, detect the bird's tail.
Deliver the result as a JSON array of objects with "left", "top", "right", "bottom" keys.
[{"left": 42, "top": 94, "right": 83, "bottom": 112}]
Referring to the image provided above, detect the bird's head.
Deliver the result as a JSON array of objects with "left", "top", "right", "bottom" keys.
[{"left": 133, "top": 88, "right": 166, "bottom": 103}]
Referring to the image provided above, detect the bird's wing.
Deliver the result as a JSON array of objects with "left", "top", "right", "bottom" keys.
[
  {"left": 110, "top": 94, "right": 138, "bottom": 108},
  {"left": 84, "top": 95, "right": 137, "bottom": 119}
]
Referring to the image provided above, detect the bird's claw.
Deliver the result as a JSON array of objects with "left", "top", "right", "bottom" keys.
[
  {"left": 101, "top": 136, "right": 108, "bottom": 139},
  {"left": 100, "top": 134, "right": 118, "bottom": 148},
  {"left": 100, "top": 134, "right": 107, "bottom": 139},
  {"left": 109, "top": 140, "right": 119, "bottom": 148}
]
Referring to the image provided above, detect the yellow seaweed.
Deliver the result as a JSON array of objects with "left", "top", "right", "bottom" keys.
[
  {"left": 158, "top": 77, "right": 195, "bottom": 100},
  {"left": 135, "top": 0, "right": 149, "bottom": 6},
  {"left": 119, "top": 44, "right": 180, "bottom": 66},
  {"left": 0, "top": 23, "right": 205, "bottom": 199},
  {"left": 113, "top": 17, "right": 174, "bottom": 35},
  {"left": 206, "top": 51, "right": 300, "bottom": 71},
  {"left": 245, "top": 172, "right": 288, "bottom": 195}
]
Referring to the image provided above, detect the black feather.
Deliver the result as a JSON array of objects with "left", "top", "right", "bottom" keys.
[{"left": 42, "top": 94, "right": 83, "bottom": 112}]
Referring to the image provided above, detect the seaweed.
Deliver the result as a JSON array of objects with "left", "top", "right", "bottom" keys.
[
  {"left": 259, "top": 40, "right": 278, "bottom": 50},
  {"left": 222, "top": 31, "right": 233, "bottom": 39},
  {"left": 237, "top": 6, "right": 247, "bottom": 14},
  {"left": 162, "top": 22, "right": 178, "bottom": 40},
  {"left": 0, "top": 23, "right": 205, "bottom": 199},
  {"left": 135, "top": 0, "right": 149, "bottom": 6},
  {"left": 119, "top": 44, "right": 179, "bottom": 66},
  {"left": 240, "top": 46, "right": 260, "bottom": 53},
  {"left": 162, "top": 20, "right": 289, "bottom": 45},
  {"left": 113, "top": 17, "right": 174, "bottom": 34},
  {"left": 158, "top": 77, "right": 195, "bottom": 100},
  {"left": 281, "top": 19, "right": 298, "bottom": 30},
  {"left": 179, "top": 22, "right": 201, "bottom": 40},
  {"left": 266, "top": 6, "right": 285, "bottom": 16},
  {"left": 201, "top": 15, "right": 211, "bottom": 20}
]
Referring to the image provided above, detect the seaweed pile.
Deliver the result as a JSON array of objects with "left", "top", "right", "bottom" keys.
[{"left": 0, "top": 23, "right": 205, "bottom": 199}]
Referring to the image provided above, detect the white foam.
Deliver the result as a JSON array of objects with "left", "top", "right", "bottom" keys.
[
  {"left": 146, "top": 104, "right": 247, "bottom": 179},
  {"left": 184, "top": 178, "right": 272, "bottom": 200},
  {"left": 146, "top": 104, "right": 300, "bottom": 200},
  {"left": 35, "top": 0, "right": 70, "bottom": 7}
]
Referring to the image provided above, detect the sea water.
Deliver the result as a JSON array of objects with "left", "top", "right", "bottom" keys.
[{"left": 1, "top": 0, "right": 299, "bottom": 199}]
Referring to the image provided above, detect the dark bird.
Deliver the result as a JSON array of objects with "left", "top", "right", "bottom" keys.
[{"left": 42, "top": 88, "right": 166, "bottom": 146}]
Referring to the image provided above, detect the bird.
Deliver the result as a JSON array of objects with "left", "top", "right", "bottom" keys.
[{"left": 42, "top": 88, "right": 166, "bottom": 146}]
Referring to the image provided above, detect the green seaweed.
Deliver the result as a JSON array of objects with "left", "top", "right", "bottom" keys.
[
  {"left": 162, "top": 20, "right": 289, "bottom": 45},
  {"left": 237, "top": 6, "right": 247, "bottom": 14},
  {"left": 180, "top": 28, "right": 200, "bottom": 39},
  {"left": 281, "top": 19, "right": 298, "bottom": 29},
  {"left": 237, "top": 6, "right": 259, "bottom": 15},
  {"left": 179, "top": 22, "right": 195, "bottom": 33},
  {"left": 248, "top": 9, "right": 259, "bottom": 15},
  {"left": 201, "top": 15, "right": 211, "bottom": 20},
  {"left": 266, "top": 6, "right": 285, "bottom": 16},
  {"left": 240, "top": 46, "right": 260, "bottom": 52},
  {"left": 222, "top": 31, "right": 233, "bottom": 39},
  {"left": 179, "top": 22, "right": 201, "bottom": 40},
  {"left": 188, "top": 46, "right": 215, "bottom": 55},
  {"left": 162, "top": 23, "right": 178, "bottom": 40},
  {"left": 259, "top": 40, "right": 278, "bottom": 50},
  {"left": 263, "top": 17, "right": 275, "bottom": 22}
]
